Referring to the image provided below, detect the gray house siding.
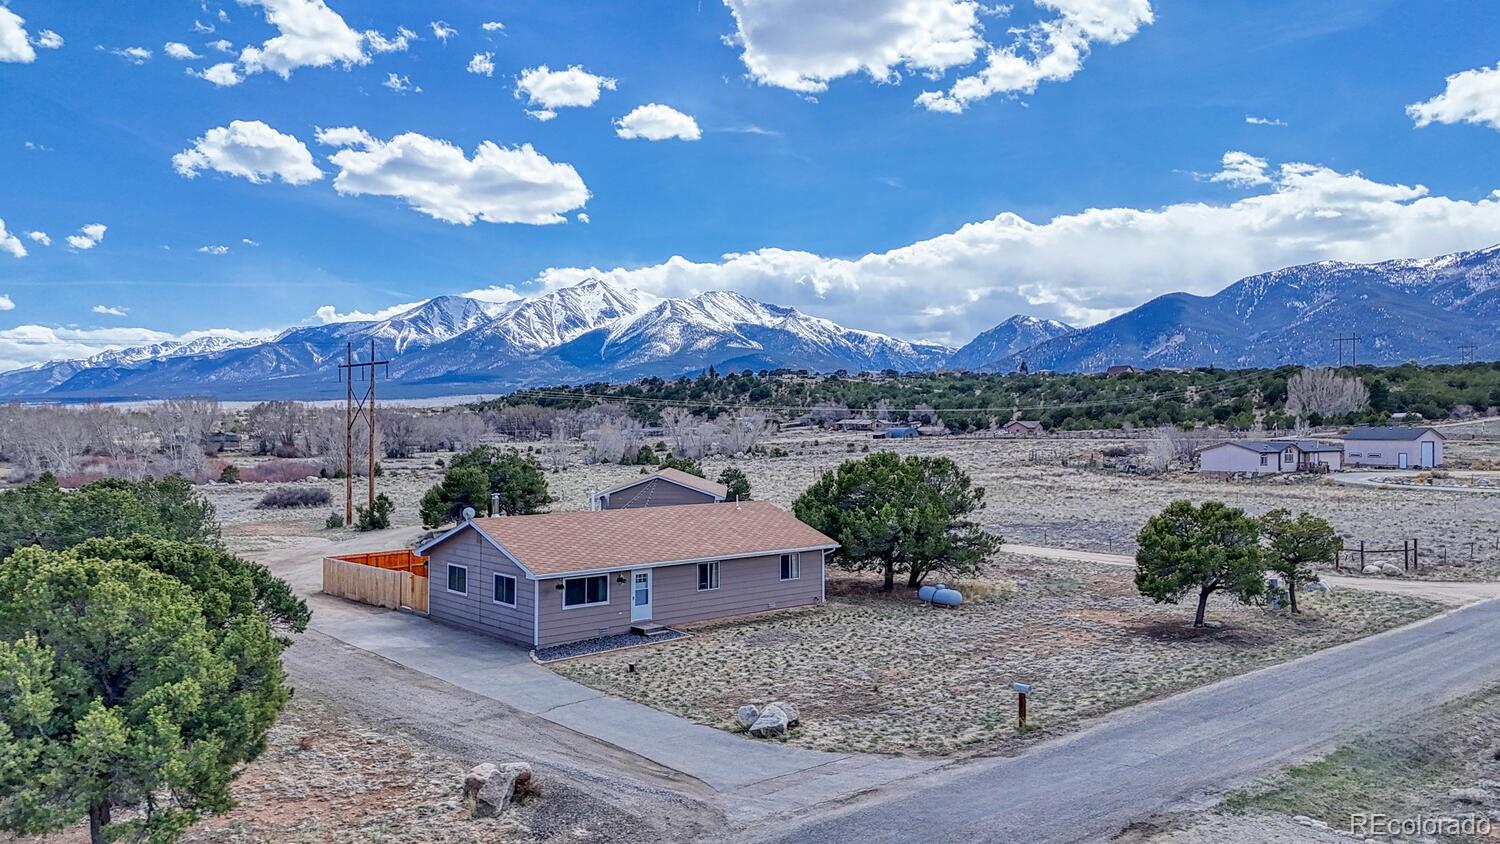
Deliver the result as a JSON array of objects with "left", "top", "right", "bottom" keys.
[
  {"left": 599, "top": 478, "right": 719, "bottom": 509},
  {"left": 534, "top": 551, "right": 825, "bottom": 646},
  {"left": 426, "top": 531, "right": 535, "bottom": 646}
]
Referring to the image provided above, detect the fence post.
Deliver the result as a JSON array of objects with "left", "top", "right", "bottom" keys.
[
  {"left": 1413, "top": 538, "right": 1419, "bottom": 570},
  {"left": 1360, "top": 541, "right": 1366, "bottom": 570}
]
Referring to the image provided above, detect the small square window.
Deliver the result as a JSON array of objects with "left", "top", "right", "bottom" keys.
[
  {"left": 697, "top": 561, "right": 720, "bottom": 591},
  {"left": 780, "top": 552, "right": 800, "bottom": 581},
  {"left": 447, "top": 564, "right": 467, "bottom": 595},
  {"left": 493, "top": 574, "right": 516, "bottom": 607}
]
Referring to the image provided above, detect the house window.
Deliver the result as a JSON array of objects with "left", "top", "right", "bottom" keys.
[
  {"left": 780, "top": 552, "right": 801, "bottom": 581},
  {"left": 1282, "top": 448, "right": 1296, "bottom": 463},
  {"left": 563, "top": 575, "right": 609, "bottom": 608},
  {"left": 1260, "top": 454, "right": 1270, "bottom": 466},
  {"left": 446, "top": 564, "right": 468, "bottom": 595},
  {"left": 493, "top": 573, "right": 517, "bottom": 607},
  {"left": 697, "top": 561, "right": 720, "bottom": 591}
]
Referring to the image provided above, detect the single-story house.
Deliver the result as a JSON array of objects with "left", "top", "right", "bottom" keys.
[
  {"left": 830, "top": 418, "right": 885, "bottom": 432},
  {"left": 1343, "top": 426, "right": 1444, "bottom": 469},
  {"left": 1196, "top": 439, "right": 1344, "bottom": 475},
  {"left": 417, "top": 501, "right": 837, "bottom": 647},
  {"left": 1106, "top": 365, "right": 1142, "bottom": 376},
  {"left": 877, "top": 426, "right": 920, "bottom": 439},
  {"left": 1002, "top": 420, "right": 1043, "bottom": 436},
  {"left": 590, "top": 467, "right": 728, "bottom": 510}
]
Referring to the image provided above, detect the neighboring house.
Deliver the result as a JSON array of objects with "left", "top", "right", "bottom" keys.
[
  {"left": 1106, "top": 365, "right": 1142, "bottom": 376},
  {"left": 1002, "top": 420, "right": 1043, "bottom": 436},
  {"left": 1196, "top": 439, "right": 1344, "bottom": 475},
  {"left": 1343, "top": 426, "right": 1445, "bottom": 469},
  {"left": 417, "top": 501, "right": 837, "bottom": 647},
  {"left": 830, "top": 418, "right": 883, "bottom": 432},
  {"left": 590, "top": 467, "right": 728, "bottom": 510},
  {"left": 878, "top": 426, "right": 920, "bottom": 439}
]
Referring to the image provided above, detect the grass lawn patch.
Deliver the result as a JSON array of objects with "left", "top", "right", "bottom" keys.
[{"left": 550, "top": 557, "right": 1443, "bottom": 756}]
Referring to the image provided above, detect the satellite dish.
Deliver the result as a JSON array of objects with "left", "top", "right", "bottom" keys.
[{"left": 462, "top": 507, "right": 476, "bottom": 521}]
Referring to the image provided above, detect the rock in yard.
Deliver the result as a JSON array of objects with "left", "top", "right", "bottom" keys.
[
  {"left": 463, "top": 762, "right": 538, "bottom": 818},
  {"left": 735, "top": 704, "right": 760, "bottom": 730},
  {"left": 749, "top": 708, "right": 789, "bottom": 739},
  {"left": 1380, "top": 563, "right": 1403, "bottom": 577},
  {"left": 1361, "top": 565, "right": 1381, "bottom": 575},
  {"left": 765, "top": 700, "right": 800, "bottom": 728}
]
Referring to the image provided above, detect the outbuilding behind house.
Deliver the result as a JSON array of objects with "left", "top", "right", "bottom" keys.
[{"left": 1342, "top": 426, "right": 1444, "bottom": 469}]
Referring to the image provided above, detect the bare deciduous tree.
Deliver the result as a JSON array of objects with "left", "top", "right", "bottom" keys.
[{"left": 1286, "top": 368, "right": 1369, "bottom": 420}]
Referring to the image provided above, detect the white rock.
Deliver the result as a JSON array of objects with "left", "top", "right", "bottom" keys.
[
  {"left": 1380, "top": 563, "right": 1404, "bottom": 577},
  {"left": 735, "top": 704, "right": 759, "bottom": 730},
  {"left": 765, "top": 700, "right": 800, "bottom": 728},
  {"left": 749, "top": 707, "right": 789, "bottom": 738}
]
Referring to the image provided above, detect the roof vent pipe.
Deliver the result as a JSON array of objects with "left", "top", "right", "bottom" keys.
[{"left": 489, "top": 492, "right": 501, "bottom": 517}]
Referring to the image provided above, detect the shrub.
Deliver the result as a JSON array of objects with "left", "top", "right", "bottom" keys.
[
  {"left": 255, "top": 486, "right": 332, "bottom": 509},
  {"left": 324, "top": 511, "right": 345, "bottom": 529},
  {"left": 955, "top": 579, "right": 1017, "bottom": 604},
  {"left": 356, "top": 494, "right": 394, "bottom": 531},
  {"left": 218, "top": 464, "right": 241, "bottom": 484}
]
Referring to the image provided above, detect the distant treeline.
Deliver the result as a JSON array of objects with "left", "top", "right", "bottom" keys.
[{"left": 475, "top": 362, "right": 1500, "bottom": 432}]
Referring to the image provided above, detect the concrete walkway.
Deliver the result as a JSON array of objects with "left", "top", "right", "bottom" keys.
[
  {"left": 309, "top": 598, "right": 935, "bottom": 821},
  {"left": 1001, "top": 542, "right": 1500, "bottom": 605}
]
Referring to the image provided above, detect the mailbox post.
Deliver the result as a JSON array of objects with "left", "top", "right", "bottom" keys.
[{"left": 1011, "top": 682, "right": 1032, "bottom": 728}]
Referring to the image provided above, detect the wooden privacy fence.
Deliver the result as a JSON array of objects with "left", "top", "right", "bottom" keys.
[{"left": 323, "top": 549, "right": 428, "bottom": 613}]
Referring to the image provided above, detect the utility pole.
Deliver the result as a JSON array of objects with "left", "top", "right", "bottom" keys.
[
  {"left": 1458, "top": 343, "right": 1477, "bottom": 364},
  {"left": 337, "top": 340, "right": 391, "bottom": 525},
  {"left": 1334, "top": 335, "right": 1361, "bottom": 367}
]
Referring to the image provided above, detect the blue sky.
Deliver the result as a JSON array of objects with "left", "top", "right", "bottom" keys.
[{"left": 2, "top": 0, "right": 1500, "bottom": 370}]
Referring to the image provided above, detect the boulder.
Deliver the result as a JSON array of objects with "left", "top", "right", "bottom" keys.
[
  {"left": 1380, "top": 563, "right": 1403, "bottom": 577},
  {"left": 749, "top": 707, "right": 789, "bottom": 739},
  {"left": 463, "top": 762, "right": 538, "bottom": 818},
  {"left": 735, "top": 704, "right": 760, "bottom": 730},
  {"left": 1361, "top": 565, "right": 1381, "bottom": 575},
  {"left": 765, "top": 700, "right": 800, "bottom": 728}
]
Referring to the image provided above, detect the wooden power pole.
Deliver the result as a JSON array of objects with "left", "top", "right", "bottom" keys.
[{"left": 338, "top": 340, "right": 391, "bottom": 525}]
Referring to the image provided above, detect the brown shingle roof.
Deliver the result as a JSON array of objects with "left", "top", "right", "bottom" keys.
[
  {"left": 596, "top": 467, "right": 729, "bottom": 500},
  {"left": 465, "top": 500, "right": 836, "bottom": 577}
]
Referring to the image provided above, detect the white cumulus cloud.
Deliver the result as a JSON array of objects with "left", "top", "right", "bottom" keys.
[
  {"left": 1408, "top": 62, "right": 1500, "bottom": 131},
  {"left": 237, "top": 0, "right": 367, "bottom": 79},
  {"left": 515, "top": 64, "right": 617, "bottom": 111},
  {"left": 26, "top": 231, "right": 50, "bottom": 246},
  {"left": 614, "top": 104, "right": 702, "bottom": 141},
  {"left": 0, "top": 7, "right": 38, "bottom": 63},
  {"left": 165, "top": 41, "right": 202, "bottom": 60},
  {"left": 173, "top": 120, "right": 322, "bottom": 184},
  {"left": 66, "top": 224, "right": 107, "bottom": 251},
  {"left": 513, "top": 152, "right": 1500, "bottom": 344},
  {"left": 34, "top": 29, "right": 61, "bottom": 50},
  {"left": 92, "top": 304, "right": 128, "bottom": 316},
  {"left": 0, "top": 295, "right": 14, "bottom": 311},
  {"left": 0, "top": 219, "right": 26, "bottom": 258},
  {"left": 1208, "top": 151, "right": 1272, "bottom": 188},
  {"left": 210, "top": 38, "right": 235, "bottom": 53},
  {"left": 723, "top": 0, "right": 986, "bottom": 94},
  {"left": 194, "top": 61, "right": 243, "bottom": 86},
  {"left": 198, "top": 244, "right": 230, "bottom": 255},
  {"left": 364, "top": 25, "right": 416, "bottom": 53},
  {"left": 467, "top": 51, "right": 494, "bottom": 76},
  {"left": 429, "top": 20, "right": 456, "bottom": 42},
  {"left": 382, "top": 72, "right": 417, "bottom": 92},
  {"left": 103, "top": 45, "right": 152, "bottom": 64},
  {"left": 316, "top": 126, "right": 589, "bottom": 225},
  {"left": 481, "top": 21, "right": 505, "bottom": 32}
]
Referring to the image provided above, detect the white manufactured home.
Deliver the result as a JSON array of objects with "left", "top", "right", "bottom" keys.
[
  {"left": 1342, "top": 426, "right": 1444, "bottom": 469},
  {"left": 1196, "top": 439, "right": 1343, "bottom": 475}
]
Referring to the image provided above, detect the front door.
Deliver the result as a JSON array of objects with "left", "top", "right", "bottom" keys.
[
  {"left": 1398, "top": 452, "right": 1409, "bottom": 469},
  {"left": 1421, "top": 441, "right": 1436, "bottom": 467},
  {"left": 630, "top": 569, "right": 652, "bottom": 622}
]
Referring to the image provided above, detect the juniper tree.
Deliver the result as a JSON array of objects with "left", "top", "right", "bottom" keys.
[
  {"left": 1260, "top": 508, "right": 1341, "bottom": 613},
  {"left": 1134, "top": 500, "right": 1266, "bottom": 627}
]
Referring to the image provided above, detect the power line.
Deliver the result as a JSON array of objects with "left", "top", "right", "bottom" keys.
[
  {"left": 337, "top": 340, "right": 390, "bottom": 526},
  {"left": 1333, "top": 335, "right": 1360, "bottom": 367}
]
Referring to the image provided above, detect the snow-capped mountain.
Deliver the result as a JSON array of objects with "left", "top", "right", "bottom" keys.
[
  {"left": 948, "top": 315, "right": 1074, "bottom": 371},
  {"left": 1021, "top": 245, "right": 1500, "bottom": 372},
  {"left": 5, "top": 245, "right": 1498, "bottom": 400}
]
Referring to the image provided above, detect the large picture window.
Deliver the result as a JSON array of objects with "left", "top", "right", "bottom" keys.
[
  {"left": 563, "top": 575, "right": 609, "bottom": 608},
  {"left": 493, "top": 573, "right": 517, "bottom": 607},
  {"left": 697, "top": 561, "right": 720, "bottom": 591},
  {"left": 780, "top": 552, "right": 801, "bottom": 581}
]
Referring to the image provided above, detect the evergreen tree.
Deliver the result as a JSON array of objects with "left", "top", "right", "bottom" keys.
[
  {"left": 717, "top": 467, "right": 752, "bottom": 501},
  {"left": 1260, "top": 509, "right": 1341, "bottom": 614},
  {"left": 1134, "top": 500, "right": 1266, "bottom": 627},
  {"left": 418, "top": 447, "right": 550, "bottom": 527}
]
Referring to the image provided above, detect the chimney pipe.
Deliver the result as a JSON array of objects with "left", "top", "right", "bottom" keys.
[{"left": 489, "top": 492, "right": 501, "bottom": 517}]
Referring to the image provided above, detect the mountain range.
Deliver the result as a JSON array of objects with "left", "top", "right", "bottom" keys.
[{"left": 4, "top": 245, "right": 1497, "bottom": 400}]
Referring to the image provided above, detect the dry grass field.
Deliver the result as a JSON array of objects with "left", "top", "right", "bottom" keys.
[
  {"left": 551, "top": 556, "right": 1442, "bottom": 757},
  {"left": 203, "top": 430, "right": 1500, "bottom": 580}
]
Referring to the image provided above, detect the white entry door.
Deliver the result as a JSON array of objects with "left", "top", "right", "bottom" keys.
[
  {"left": 1421, "top": 441, "right": 1436, "bottom": 467},
  {"left": 1398, "top": 452, "right": 1409, "bottom": 469},
  {"left": 630, "top": 569, "right": 652, "bottom": 622}
]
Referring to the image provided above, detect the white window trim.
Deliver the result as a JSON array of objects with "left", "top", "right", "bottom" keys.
[
  {"left": 781, "top": 552, "right": 801, "bottom": 581},
  {"left": 561, "top": 575, "right": 610, "bottom": 610},
  {"left": 446, "top": 563, "right": 468, "bottom": 595},
  {"left": 697, "top": 561, "right": 720, "bottom": 591},
  {"left": 493, "top": 573, "right": 517, "bottom": 608}
]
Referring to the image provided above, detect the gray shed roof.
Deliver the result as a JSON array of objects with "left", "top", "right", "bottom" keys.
[{"left": 1345, "top": 426, "right": 1443, "bottom": 441}]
